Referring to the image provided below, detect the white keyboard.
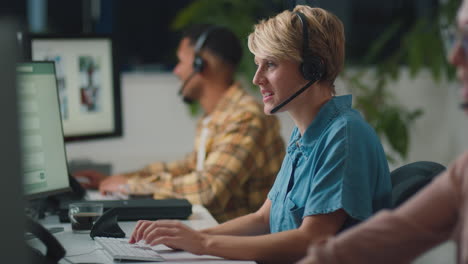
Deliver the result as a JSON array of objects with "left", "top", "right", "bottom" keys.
[{"left": 95, "top": 237, "right": 165, "bottom": 262}]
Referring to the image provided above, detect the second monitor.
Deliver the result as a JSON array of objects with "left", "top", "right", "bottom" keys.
[
  {"left": 17, "top": 61, "right": 71, "bottom": 199},
  {"left": 29, "top": 35, "right": 122, "bottom": 142}
]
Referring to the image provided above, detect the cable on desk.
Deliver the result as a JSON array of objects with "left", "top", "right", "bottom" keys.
[
  {"left": 63, "top": 258, "right": 105, "bottom": 264},
  {"left": 63, "top": 248, "right": 104, "bottom": 264},
  {"left": 66, "top": 247, "right": 103, "bottom": 257}
]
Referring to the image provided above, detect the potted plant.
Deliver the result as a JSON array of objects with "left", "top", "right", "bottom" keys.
[{"left": 172, "top": 0, "right": 459, "bottom": 162}]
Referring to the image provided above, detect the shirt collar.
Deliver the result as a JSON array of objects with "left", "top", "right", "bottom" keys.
[
  {"left": 205, "top": 82, "right": 244, "bottom": 117},
  {"left": 289, "top": 95, "right": 353, "bottom": 149},
  {"left": 198, "top": 82, "right": 245, "bottom": 127}
]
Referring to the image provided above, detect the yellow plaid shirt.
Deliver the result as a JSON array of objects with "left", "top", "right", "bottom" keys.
[{"left": 125, "top": 84, "right": 285, "bottom": 222}]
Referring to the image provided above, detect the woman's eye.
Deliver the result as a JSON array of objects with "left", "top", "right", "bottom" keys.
[{"left": 266, "top": 62, "right": 276, "bottom": 68}]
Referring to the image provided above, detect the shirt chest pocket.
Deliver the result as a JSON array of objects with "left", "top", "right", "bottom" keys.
[{"left": 286, "top": 197, "right": 305, "bottom": 227}]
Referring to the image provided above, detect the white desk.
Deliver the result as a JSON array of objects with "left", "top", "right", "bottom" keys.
[{"left": 31, "top": 205, "right": 255, "bottom": 264}]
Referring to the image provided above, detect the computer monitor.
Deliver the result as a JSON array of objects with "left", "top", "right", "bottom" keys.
[
  {"left": 0, "top": 18, "right": 27, "bottom": 263},
  {"left": 28, "top": 35, "right": 122, "bottom": 142},
  {"left": 17, "top": 61, "right": 71, "bottom": 199}
]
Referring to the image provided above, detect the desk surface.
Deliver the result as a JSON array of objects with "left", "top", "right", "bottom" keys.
[{"left": 32, "top": 205, "right": 255, "bottom": 264}]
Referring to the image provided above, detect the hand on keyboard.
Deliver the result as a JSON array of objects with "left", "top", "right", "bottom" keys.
[{"left": 129, "top": 220, "right": 207, "bottom": 255}]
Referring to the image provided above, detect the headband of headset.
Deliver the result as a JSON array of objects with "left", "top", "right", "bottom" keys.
[
  {"left": 192, "top": 26, "right": 218, "bottom": 73},
  {"left": 294, "top": 11, "right": 324, "bottom": 81}
]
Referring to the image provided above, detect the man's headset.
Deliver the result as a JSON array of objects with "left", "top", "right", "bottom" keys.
[
  {"left": 270, "top": 11, "right": 325, "bottom": 114},
  {"left": 178, "top": 26, "right": 218, "bottom": 103}
]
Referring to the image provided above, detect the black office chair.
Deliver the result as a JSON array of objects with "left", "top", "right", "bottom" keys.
[{"left": 390, "top": 161, "right": 446, "bottom": 209}]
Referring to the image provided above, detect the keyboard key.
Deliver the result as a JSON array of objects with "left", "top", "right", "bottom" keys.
[{"left": 95, "top": 237, "right": 164, "bottom": 262}]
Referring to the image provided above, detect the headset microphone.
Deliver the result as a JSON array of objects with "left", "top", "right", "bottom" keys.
[
  {"left": 178, "top": 71, "right": 197, "bottom": 104},
  {"left": 269, "top": 11, "right": 324, "bottom": 114},
  {"left": 270, "top": 79, "right": 315, "bottom": 114},
  {"left": 178, "top": 70, "right": 197, "bottom": 96},
  {"left": 177, "top": 26, "right": 218, "bottom": 104}
]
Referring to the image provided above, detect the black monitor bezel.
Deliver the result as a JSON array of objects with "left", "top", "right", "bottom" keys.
[
  {"left": 26, "top": 34, "right": 123, "bottom": 142},
  {"left": 18, "top": 61, "right": 72, "bottom": 200}
]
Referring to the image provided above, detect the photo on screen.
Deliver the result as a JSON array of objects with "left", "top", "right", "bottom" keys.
[
  {"left": 79, "top": 55, "right": 101, "bottom": 113},
  {"left": 29, "top": 35, "right": 122, "bottom": 142}
]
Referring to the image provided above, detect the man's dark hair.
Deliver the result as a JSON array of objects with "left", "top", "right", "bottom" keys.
[{"left": 182, "top": 24, "right": 243, "bottom": 69}]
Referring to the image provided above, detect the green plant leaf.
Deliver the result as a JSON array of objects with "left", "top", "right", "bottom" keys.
[
  {"left": 171, "top": 0, "right": 212, "bottom": 30},
  {"left": 188, "top": 102, "right": 201, "bottom": 116},
  {"left": 382, "top": 108, "right": 409, "bottom": 159},
  {"left": 363, "top": 20, "right": 403, "bottom": 64},
  {"left": 405, "top": 31, "right": 424, "bottom": 78},
  {"left": 407, "top": 108, "right": 424, "bottom": 121},
  {"left": 170, "top": 0, "right": 460, "bottom": 163}
]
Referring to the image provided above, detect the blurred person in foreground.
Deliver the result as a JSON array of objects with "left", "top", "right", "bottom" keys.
[{"left": 297, "top": 1, "right": 468, "bottom": 263}]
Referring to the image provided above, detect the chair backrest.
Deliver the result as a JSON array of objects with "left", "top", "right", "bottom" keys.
[{"left": 391, "top": 161, "right": 446, "bottom": 209}]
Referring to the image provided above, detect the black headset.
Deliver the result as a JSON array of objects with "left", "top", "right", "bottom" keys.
[
  {"left": 294, "top": 11, "right": 325, "bottom": 81},
  {"left": 269, "top": 11, "right": 326, "bottom": 114},
  {"left": 178, "top": 26, "right": 219, "bottom": 102},
  {"left": 192, "top": 26, "right": 218, "bottom": 73}
]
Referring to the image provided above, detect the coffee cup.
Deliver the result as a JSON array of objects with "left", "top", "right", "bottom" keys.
[{"left": 68, "top": 203, "right": 103, "bottom": 233}]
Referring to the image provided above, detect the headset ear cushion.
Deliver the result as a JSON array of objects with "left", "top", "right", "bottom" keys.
[
  {"left": 193, "top": 55, "right": 204, "bottom": 73},
  {"left": 301, "top": 56, "right": 324, "bottom": 81}
]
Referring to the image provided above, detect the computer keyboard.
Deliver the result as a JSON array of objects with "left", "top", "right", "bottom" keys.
[{"left": 95, "top": 236, "right": 165, "bottom": 262}]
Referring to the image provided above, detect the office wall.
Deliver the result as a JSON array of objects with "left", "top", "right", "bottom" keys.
[
  {"left": 399, "top": 70, "right": 468, "bottom": 166},
  {"left": 66, "top": 73, "right": 195, "bottom": 174},
  {"left": 65, "top": 69, "right": 468, "bottom": 174},
  {"left": 333, "top": 69, "right": 468, "bottom": 169}
]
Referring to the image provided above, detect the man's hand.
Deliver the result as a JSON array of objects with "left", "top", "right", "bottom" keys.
[
  {"left": 72, "top": 170, "right": 107, "bottom": 189},
  {"left": 99, "top": 174, "right": 129, "bottom": 195}
]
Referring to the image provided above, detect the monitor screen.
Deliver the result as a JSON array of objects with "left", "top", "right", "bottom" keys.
[
  {"left": 17, "top": 62, "right": 71, "bottom": 199},
  {"left": 29, "top": 36, "right": 122, "bottom": 142}
]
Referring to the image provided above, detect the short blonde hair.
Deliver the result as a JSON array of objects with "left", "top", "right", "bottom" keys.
[{"left": 248, "top": 5, "right": 345, "bottom": 84}]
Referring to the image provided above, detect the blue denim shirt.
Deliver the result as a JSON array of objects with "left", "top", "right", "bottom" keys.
[{"left": 268, "top": 95, "right": 391, "bottom": 233}]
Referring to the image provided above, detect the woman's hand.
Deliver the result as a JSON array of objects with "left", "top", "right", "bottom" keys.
[{"left": 129, "top": 220, "right": 208, "bottom": 255}]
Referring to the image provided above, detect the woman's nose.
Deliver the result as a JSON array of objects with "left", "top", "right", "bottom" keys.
[{"left": 253, "top": 67, "right": 265, "bottom": 86}]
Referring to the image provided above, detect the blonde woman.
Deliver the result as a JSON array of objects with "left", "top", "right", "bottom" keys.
[{"left": 129, "top": 6, "right": 392, "bottom": 263}]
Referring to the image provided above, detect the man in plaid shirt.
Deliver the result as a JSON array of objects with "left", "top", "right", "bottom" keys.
[{"left": 75, "top": 24, "right": 285, "bottom": 222}]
